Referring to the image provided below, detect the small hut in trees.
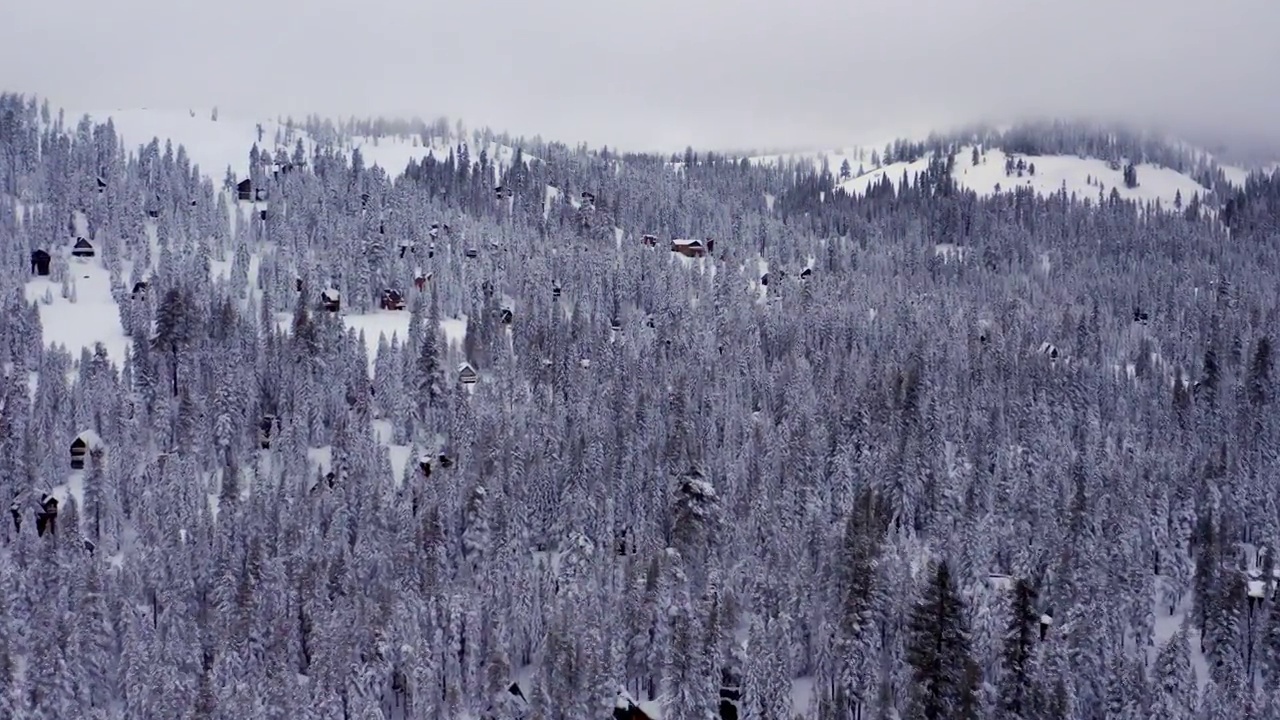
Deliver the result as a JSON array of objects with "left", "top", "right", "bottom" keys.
[
  {"left": 237, "top": 179, "right": 267, "bottom": 202},
  {"left": 131, "top": 281, "right": 149, "bottom": 299},
  {"left": 30, "top": 249, "right": 50, "bottom": 276},
  {"left": 381, "top": 289, "right": 406, "bottom": 311},
  {"left": 70, "top": 430, "right": 104, "bottom": 470},
  {"left": 71, "top": 238, "right": 95, "bottom": 258},
  {"left": 458, "top": 362, "right": 479, "bottom": 384},
  {"left": 35, "top": 494, "right": 58, "bottom": 536},
  {"left": 642, "top": 234, "right": 659, "bottom": 247},
  {"left": 259, "top": 414, "right": 279, "bottom": 449},
  {"left": 321, "top": 289, "right": 341, "bottom": 312},
  {"left": 670, "top": 239, "right": 706, "bottom": 258}
]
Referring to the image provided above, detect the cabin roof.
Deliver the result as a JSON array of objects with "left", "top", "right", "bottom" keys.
[{"left": 71, "top": 429, "right": 105, "bottom": 451}]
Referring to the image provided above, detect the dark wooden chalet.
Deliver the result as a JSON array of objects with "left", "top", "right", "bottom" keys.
[
  {"left": 381, "top": 289, "right": 406, "bottom": 311},
  {"left": 259, "top": 414, "right": 279, "bottom": 449},
  {"left": 458, "top": 362, "right": 479, "bottom": 384},
  {"left": 71, "top": 238, "right": 95, "bottom": 258},
  {"left": 641, "top": 234, "right": 659, "bottom": 247},
  {"left": 30, "top": 249, "right": 51, "bottom": 276},
  {"left": 670, "top": 239, "right": 706, "bottom": 258},
  {"left": 237, "top": 179, "right": 267, "bottom": 202},
  {"left": 321, "top": 289, "right": 341, "bottom": 312},
  {"left": 35, "top": 495, "right": 58, "bottom": 537},
  {"left": 613, "top": 696, "right": 655, "bottom": 720},
  {"left": 70, "top": 430, "right": 103, "bottom": 470}
]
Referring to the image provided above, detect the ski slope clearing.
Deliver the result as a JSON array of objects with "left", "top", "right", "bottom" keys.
[
  {"left": 839, "top": 146, "right": 1210, "bottom": 209},
  {"left": 25, "top": 251, "right": 129, "bottom": 372},
  {"left": 70, "top": 107, "right": 531, "bottom": 187},
  {"left": 72, "top": 107, "right": 312, "bottom": 181}
]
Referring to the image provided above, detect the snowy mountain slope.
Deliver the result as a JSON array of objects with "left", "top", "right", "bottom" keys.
[
  {"left": 839, "top": 145, "right": 1213, "bottom": 209},
  {"left": 70, "top": 106, "right": 530, "bottom": 185}
]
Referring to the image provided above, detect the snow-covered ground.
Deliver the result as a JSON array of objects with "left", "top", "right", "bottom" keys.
[
  {"left": 343, "top": 311, "right": 467, "bottom": 376},
  {"left": 272, "top": 310, "right": 467, "bottom": 377},
  {"left": 837, "top": 146, "right": 1210, "bottom": 209},
  {"left": 69, "top": 106, "right": 530, "bottom": 186},
  {"left": 25, "top": 250, "right": 129, "bottom": 371},
  {"left": 70, "top": 107, "right": 314, "bottom": 181}
]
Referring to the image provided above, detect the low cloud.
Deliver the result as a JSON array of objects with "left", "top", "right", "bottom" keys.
[{"left": 2, "top": 0, "right": 1277, "bottom": 154}]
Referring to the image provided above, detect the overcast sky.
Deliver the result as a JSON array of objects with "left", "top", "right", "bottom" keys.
[{"left": 2, "top": 0, "right": 1278, "bottom": 153}]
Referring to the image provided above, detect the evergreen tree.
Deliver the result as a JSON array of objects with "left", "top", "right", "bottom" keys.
[{"left": 905, "top": 560, "right": 980, "bottom": 720}]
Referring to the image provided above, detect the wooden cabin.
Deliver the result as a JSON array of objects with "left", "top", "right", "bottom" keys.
[
  {"left": 641, "top": 234, "right": 659, "bottom": 247},
  {"left": 259, "top": 414, "right": 278, "bottom": 449},
  {"left": 458, "top": 363, "right": 479, "bottom": 384},
  {"left": 131, "top": 281, "right": 149, "bottom": 299},
  {"left": 495, "top": 185, "right": 513, "bottom": 200},
  {"left": 321, "top": 289, "right": 341, "bottom": 312},
  {"left": 1133, "top": 308, "right": 1150, "bottom": 325},
  {"left": 381, "top": 289, "right": 406, "bottom": 311},
  {"left": 237, "top": 179, "right": 267, "bottom": 202},
  {"left": 581, "top": 191, "right": 596, "bottom": 205},
  {"left": 614, "top": 695, "right": 655, "bottom": 720},
  {"left": 30, "top": 249, "right": 50, "bottom": 276},
  {"left": 70, "top": 430, "right": 104, "bottom": 470},
  {"left": 71, "top": 238, "right": 95, "bottom": 258},
  {"left": 35, "top": 495, "right": 58, "bottom": 537},
  {"left": 670, "top": 239, "right": 706, "bottom": 258}
]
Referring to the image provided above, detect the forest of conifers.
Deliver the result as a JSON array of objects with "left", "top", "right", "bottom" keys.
[{"left": 2, "top": 92, "right": 1280, "bottom": 719}]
